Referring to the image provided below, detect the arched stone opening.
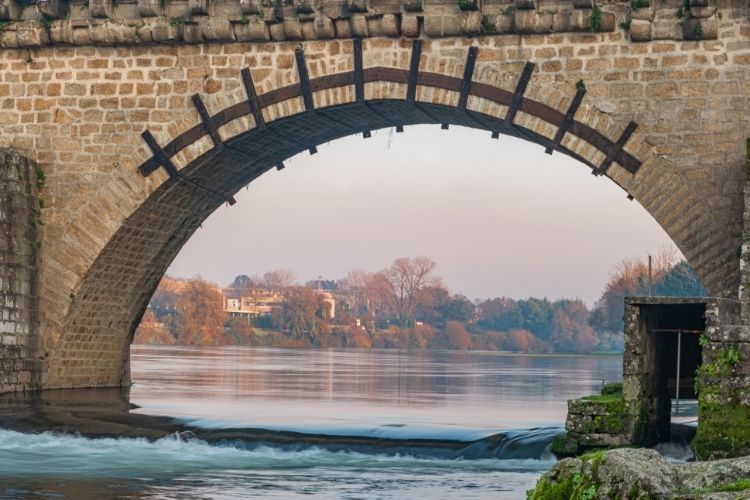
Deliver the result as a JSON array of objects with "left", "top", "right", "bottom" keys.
[{"left": 34, "top": 39, "right": 733, "bottom": 389}]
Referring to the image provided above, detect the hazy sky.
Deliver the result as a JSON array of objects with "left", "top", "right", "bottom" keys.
[{"left": 168, "top": 124, "right": 679, "bottom": 305}]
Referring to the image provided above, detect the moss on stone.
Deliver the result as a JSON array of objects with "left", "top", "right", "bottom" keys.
[
  {"left": 693, "top": 392, "right": 750, "bottom": 459},
  {"left": 600, "top": 382, "right": 623, "bottom": 396},
  {"left": 529, "top": 452, "right": 607, "bottom": 500}
]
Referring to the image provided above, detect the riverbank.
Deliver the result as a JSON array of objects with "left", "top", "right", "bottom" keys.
[{"left": 530, "top": 447, "right": 750, "bottom": 499}]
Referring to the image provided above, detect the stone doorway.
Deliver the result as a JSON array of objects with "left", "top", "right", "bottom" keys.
[{"left": 622, "top": 298, "right": 711, "bottom": 446}]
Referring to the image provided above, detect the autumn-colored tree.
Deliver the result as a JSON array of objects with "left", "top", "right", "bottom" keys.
[
  {"left": 506, "top": 329, "right": 536, "bottom": 352},
  {"left": 443, "top": 321, "right": 473, "bottom": 350},
  {"left": 371, "top": 256, "right": 438, "bottom": 328},
  {"left": 590, "top": 248, "right": 680, "bottom": 334},
  {"left": 274, "top": 286, "right": 331, "bottom": 345},
  {"left": 226, "top": 316, "right": 256, "bottom": 345},
  {"left": 549, "top": 299, "right": 598, "bottom": 353},
  {"left": 174, "top": 277, "right": 227, "bottom": 345}
]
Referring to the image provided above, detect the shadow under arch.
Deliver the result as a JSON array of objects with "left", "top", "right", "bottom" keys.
[{"left": 46, "top": 43, "right": 720, "bottom": 390}]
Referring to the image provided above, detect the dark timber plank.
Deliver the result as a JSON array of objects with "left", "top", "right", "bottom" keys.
[
  {"left": 458, "top": 47, "right": 478, "bottom": 110},
  {"left": 241, "top": 67, "right": 267, "bottom": 131},
  {"left": 596, "top": 121, "right": 638, "bottom": 176},
  {"left": 137, "top": 65, "right": 643, "bottom": 177},
  {"left": 191, "top": 93, "right": 223, "bottom": 149},
  {"left": 295, "top": 46, "right": 315, "bottom": 113},
  {"left": 406, "top": 40, "right": 422, "bottom": 102},
  {"left": 140, "top": 130, "right": 178, "bottom": 177},
  {"left": 353, "top": 38, "right": 365, "bottom": 105},
  {"left": 505, "top": 62, "right": 535, "bottom": 124},
  {"left": 545, "top": 88, "right": 585, "bottom": 155}
]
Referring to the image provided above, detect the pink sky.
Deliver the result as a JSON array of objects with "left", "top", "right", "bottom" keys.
[{"left": 168, "top": 124, "right": 679, "bottom": 305}]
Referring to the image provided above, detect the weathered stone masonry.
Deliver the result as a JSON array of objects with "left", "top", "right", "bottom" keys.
[
  {"left": 0, "top": 150, "right": 40, "bottom": 393},
  {"left": 1, "top": 0, "right": 750, "bottom": 392}
]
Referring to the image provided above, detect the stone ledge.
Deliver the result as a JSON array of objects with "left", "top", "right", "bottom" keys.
[{"left": 0, "top": 0, "right": 724, "bottom": 47}]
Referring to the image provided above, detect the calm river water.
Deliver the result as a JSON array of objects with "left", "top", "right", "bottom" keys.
[{"left": 0, "top": 346, "right": 622, "bottom": 499}]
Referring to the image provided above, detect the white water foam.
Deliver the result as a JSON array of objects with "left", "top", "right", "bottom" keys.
[{"left": 0, "top": 429, "right": 556, "bottom": 480}]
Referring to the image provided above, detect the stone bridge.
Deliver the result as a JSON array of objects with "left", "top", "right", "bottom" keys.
[{"left": 0, "top": 0, "right": 749, "bottom": 403}]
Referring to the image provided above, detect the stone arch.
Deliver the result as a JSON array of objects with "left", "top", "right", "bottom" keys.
[{"left": 34, "top": 37, "right": 734, "bottom": 389}]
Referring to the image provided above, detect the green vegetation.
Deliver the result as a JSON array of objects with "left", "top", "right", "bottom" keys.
[
  {"left": 697, "top": 345, "right": 740, "bottom": 378},
  {"left": 590, "top": 4, "right": 602, "bottom": 32},
  {"left": 169, "top": 17, "right": 185, "bottom": 26},
  {"left": 600, "top": 382, "right": 623, "bottom": 396},
  {"left": 528, "top": 451, "right": 606, "bottom": 500},
  {"left": 630, "top": 0, "right": 648, "bottom": 9},
  {"left": 679, "top": 479, "right": 750, "bottom": 495},
  {"left": 619, "top": 19, "right": 631, "bottom": 31},
  {"left": 693, "top": 21, "right": 703, "bottom": 39},
  {"left": 480, "top": 15, "right": 497, "bottom": 34},
  {"left": 457, "top": 0, "right": 475, "bottom": 11},
  {"left": 576, "top": 79, "right": 586, "bottom": 92},
  {"left": 693, "top": 392, "right": 750, "bottom": 459}
]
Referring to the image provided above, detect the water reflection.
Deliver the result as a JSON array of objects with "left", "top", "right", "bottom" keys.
[{"left": 130, "top": 346, "right": 623, "bottom": 432}]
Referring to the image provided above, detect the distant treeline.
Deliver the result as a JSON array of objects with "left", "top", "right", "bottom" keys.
[{"left": 135, "top": 250, "right": 706, "bottom": 353}]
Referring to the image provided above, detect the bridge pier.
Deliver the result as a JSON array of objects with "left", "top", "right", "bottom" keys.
[{"left": 0, "top": 149, "right": 42, "bottom": 393}]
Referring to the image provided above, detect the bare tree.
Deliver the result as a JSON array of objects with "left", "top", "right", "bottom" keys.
[
  {"left": 372, "top": 256, "right": 438, "bottom": 328},
  {"left": 263, "top": 269, "right": 297, "bottom": 290},
  {"left": 339, "top": 269, "right": 373, "bottom": 315}
]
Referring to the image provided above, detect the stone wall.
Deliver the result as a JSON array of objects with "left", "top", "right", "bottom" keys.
[
  {"left": 0, "top": 0, "right": 724, "bottom": 49},
  {"left": 0, "top": 149, "right": 40, "bottom": 393}
]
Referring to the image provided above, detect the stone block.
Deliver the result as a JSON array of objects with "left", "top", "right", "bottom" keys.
[
  {"left": 514, "top": 10, "right": 552, "bottom": 34},
  {"left": 16, "top": 25, "right": 49, "bottom": 47},
  {"left": 313, "top": 16, "right": 335, "bottom": 39},
  {"left": 460, "top": 10, "right": 481, "bottom": 35},
  {"left": 283, "top": 18, "right": 303, "bottom": 40},
  {"left": 350, "top": 13, "right": 368, "bottom": 37},
  {"left": 705, "top": 325, "right": 750, "bottom": 343},
  {"left": 401, "top": 14, "right": 419, "bottom": 36},
  {"left": 367, "top": 16, "right": 384, "bottom": 36},
  {"left": 182, "top": 22, "right": 202, "bottom": 42},
  {"left": 629, "top": 18, "right": 651, "bottom": 41},
  {"left": 269, "top": 21, "right": 286, "bottom": 40},
  {"left": 382, "top": 13, "right": 399, "bottom": 36},
  {"left": 552, "top": 11, "right": 569, "bottom": 32},
  {"left": 682, "top": 16, "right": 716, "bottom": 40},
  {"left": 334, "top": 18, "right": 351, "bottom": 37},
  {"left": 234, "top": 19, "right": 269, "bottom": 41},
  {"left": 200, "top": 17, "right": 235, "bottom": 40},
  {"left": 301, "top": 20, "right": 315, "bottom": 39}
]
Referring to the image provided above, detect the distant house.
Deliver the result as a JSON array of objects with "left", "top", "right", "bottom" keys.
[
  {"left": 223, "top": 287, "right": 336, "bottom": 320},
  {"left": 224, "top": 288, "right": 285, "bottom": 318}
]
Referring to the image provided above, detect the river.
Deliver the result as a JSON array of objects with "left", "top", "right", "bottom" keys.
[{"left": 0, "top": 346, "right": 623, "bottom": 499}]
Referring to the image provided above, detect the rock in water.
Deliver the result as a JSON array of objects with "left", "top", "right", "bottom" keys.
[{"left": 529, "top": 448, "right": 750, "bottom": 499}]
